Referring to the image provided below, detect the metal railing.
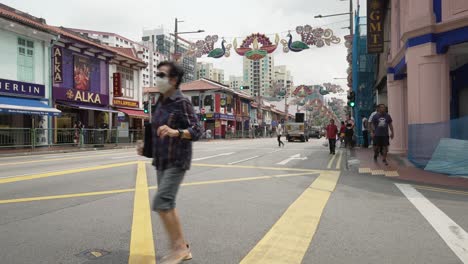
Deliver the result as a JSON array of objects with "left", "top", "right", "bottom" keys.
[
  {"left": 0, "top": 128, "right": 144, "bottom": 150},
  {"left": 0, "top": 127, "right": 271, "bottom": 151}
]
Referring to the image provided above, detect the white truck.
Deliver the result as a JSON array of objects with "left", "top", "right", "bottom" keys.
[
  {"left": 285, "top": 122, "right": 309, "bottom": 142},
  {"left": 285, "top": 113, "right": 309, "bottom": 142}
]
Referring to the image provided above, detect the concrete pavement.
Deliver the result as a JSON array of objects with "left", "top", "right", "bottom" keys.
[{"left": 0, "top": 138, "right": 467, "bottom": 264}]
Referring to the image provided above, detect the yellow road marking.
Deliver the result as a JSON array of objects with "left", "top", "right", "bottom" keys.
[
  {"left": 327, "top": 153, "right": 337, "bottom": 169},
  {"left": 0, "top": 188, "right": 135, "bottom": 204},
  {"left": 180, "top": 172, "right": 318, "bottom": 187},
  {"left": 240, "top": 171, "right": 340, "bottom": 264},
  {"left": 414, "top": 185, "right": 468, "bottom": 196},
  {"left": 128, "top": 162, "right": 156, "bottom": 264},
  {"left": 0, "top": 172, "right": 321, "bottom": 204},
  {"left": 192, "top": 163, "right": 319, "bottom": 173},
  {"left": 0, "top": 161, "right": 137, "bottom": 185},
  {"left": 335, "top": 151, "right": 343, "bottom": 170},
  {"left": 0, "top": 152, "right": 138, "bottom": 166}
]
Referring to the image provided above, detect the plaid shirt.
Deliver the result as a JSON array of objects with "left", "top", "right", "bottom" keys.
[{"left": 152, "top": 90, "right": 201, "bottom": 170}]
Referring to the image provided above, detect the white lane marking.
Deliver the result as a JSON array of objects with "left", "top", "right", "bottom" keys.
[
  {"left": 277, "top": 154, "right": 307, "bottom": 165},
  {"left": 268, "top": 149, "right": 282, "bottom": 154},
  {"left": 227, "top": 156, "right": 260, "bottom": 165},
  {"left": 110, "top": 155, "right": 142, "bottom": 160},
  {"left": 192, "top": 152, "right": 235, "bottom": 161},
  {"left": 396, "top": 183, "right": 468, "bottom": 263}
]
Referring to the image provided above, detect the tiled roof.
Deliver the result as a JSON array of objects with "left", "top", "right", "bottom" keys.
[
  {"left": 53, "top": 27, "right": 145, "bottom": 65},
  {"left": 0, "top": 4, "right": 55, "bottom": 34},
  {"left": 0, "top": 4, "right": 144, "bottom": 66},
  {"left": 180, "top": 79, "right": 226, "bottom": 92},
  {"left": 111, "top": 47, "right": 140, "bottom": 61}
]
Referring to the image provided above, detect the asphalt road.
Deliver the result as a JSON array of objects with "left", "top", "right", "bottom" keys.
[{"left": 0, "top": 138, "right": 467, "bottom": 264}]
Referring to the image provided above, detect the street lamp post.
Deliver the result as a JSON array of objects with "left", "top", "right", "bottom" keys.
[
  {"left": 172, "top": 18, "right": 204, "bottom": 61},
  {"left": 314, "top": 0, "right": 353, "bottom": 35}
]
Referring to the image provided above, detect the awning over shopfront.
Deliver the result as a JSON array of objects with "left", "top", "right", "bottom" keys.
[
  {"left": 0, "top": 96, "right": 61, "bottom": 116},
  {"left": 117, "top": 108, "right": 148, "bottom": 119},
  {"left": 56, "top": 101, "right": 119, "bottom": 113}
]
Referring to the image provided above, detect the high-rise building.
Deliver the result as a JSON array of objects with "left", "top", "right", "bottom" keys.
[
  {"left": 196, "top": 62, "right": 224, "bottom": 83},
  {"left": 274, "top": 65, "right": 294, "bottom": 98},
  {"left": 228, "top": 76, "right": 244, "bottom": 90},
  {"left": 69, "top": 28, "right": 167, "bottom": 87},
  {"left": 243, "top": 54, "right": 274, "bottom": 97},
  {"left": 142, "top": 27, "right": 197, "bottom": 83}
]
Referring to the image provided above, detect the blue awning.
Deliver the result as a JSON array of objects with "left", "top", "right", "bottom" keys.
[{"left": 0, "top": 96, "right": 61, "bottom": 116}]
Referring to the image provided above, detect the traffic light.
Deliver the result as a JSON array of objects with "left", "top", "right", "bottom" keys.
[
  {"left": 239, "top": 86, "right": 250, "bottom": 90},
  {"left": 201, "top": 114, "right": 207, "bottom": 121},
  {"left": 347, "top": 91, "right": 356, "bottom": 108},
  {"left": 143, "top": 101, "right": 149, "bottom": 114}
]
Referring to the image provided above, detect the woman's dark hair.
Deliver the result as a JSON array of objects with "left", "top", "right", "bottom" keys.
[
  {"left": 341, "top": 121, "right": 345, "bottom": 125},
  {"left": 157, "top": 61, "right": 185, "bottom": 88}
]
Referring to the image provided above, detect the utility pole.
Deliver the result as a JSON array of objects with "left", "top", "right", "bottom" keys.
[{"left": 173, "top": 18, "right": 178, "bottom": 61}]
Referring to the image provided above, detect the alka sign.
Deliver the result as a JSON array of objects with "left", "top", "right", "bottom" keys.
[
  {"left": 367, "top": 0, "right": 384, "bottom": 54},
  {"left": 53, "top": 47, "right": 63, "bottom": 83},
  {"left": 53, "top": 88, "right": 109, "bottom": 105}
]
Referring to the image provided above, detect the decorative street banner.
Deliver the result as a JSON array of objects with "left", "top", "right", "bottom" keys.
[
  {"left": 53, "top": 46, "right": 63, "bottom": 83},
  {"left": 367, "top": 0, "right": 384, "bottom": 53},
  {"left": 0, "top": 78, "right": 45, "bottom": 98},
  {"left": 186, "top": 25, "right": 340, "bottom": 61}
]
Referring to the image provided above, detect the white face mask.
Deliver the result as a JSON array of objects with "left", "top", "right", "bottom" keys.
[{"left": 156, "top": 76, "right": 172, "bottom": 94}]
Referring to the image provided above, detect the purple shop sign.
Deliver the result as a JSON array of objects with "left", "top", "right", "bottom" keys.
[
  {"left": 53, "top": 88, "right": 109, "bottom": 106},
  {"left": 0, "top": 78, "right": 45, "bottom": 98}
]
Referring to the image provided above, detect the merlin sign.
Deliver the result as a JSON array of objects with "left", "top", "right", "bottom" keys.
[
  {"left": 367, "top": 0, "right": 384, "bottom": 54},
  {"left": 0, "top": 78, "right": 45, "bottom": 98}
]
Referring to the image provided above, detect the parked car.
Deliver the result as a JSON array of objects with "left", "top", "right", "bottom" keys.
[{"left": 308, "top": 126, "right": 322, "bottom": 139}]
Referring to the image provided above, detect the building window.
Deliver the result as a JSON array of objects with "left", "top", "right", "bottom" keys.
[
  {"left": 103, "top": 35, "right": 109, "bottom": 39},
  {"left": 117, "top": 66, "right": 134, "bottom": 98},
  {"left": 17, "top": 37, "right": 34, "bottom": 82}
]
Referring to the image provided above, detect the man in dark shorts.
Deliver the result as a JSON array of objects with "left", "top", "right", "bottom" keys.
[
  {"left": 370, "top": 104, "right": 394, "bottom": 165},
  {"left": 138, "top": 61, "right": 201, "bottom": 264}
]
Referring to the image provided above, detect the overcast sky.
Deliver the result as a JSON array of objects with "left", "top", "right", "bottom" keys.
[{"left": 4, "top": 0, "right": 366, "bottom": 93}]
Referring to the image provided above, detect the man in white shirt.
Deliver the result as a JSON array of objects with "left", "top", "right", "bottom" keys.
[
  {"left": 368, "top": 106, "right": 378, "bottom": 147},
  {"left": 361, "top": 115, "right": 369, "bottom": 148}
]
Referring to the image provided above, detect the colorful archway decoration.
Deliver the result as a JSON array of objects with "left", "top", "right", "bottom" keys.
[
  {"left": 186, "top": 35, "right": 232, "bottom": 58},
  {"left": 233, "top": 33, "right": 279, "bottom": 61},
  {"left": 183, "top": 25, "right": 341, "bottom": 60},
  {"left": 281, "top": 25, "right": 341, "bottom": 53}
]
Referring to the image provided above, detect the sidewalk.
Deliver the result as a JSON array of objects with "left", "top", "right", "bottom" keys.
[{"left": 347, "top": 147, "right": 468, "bottom": 190}]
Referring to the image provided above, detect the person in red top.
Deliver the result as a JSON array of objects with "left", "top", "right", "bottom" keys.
[{"left": 326, "top": 119, "right": 339, "bottom": 155}]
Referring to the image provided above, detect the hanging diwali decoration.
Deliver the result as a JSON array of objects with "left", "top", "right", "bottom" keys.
[
  {"left": 186, "top": 35, "right": 232, "bottom": 58},
  {"left": 281, "top": 25, "right": 341, "bottom": 53},
  {"left": 233, "top": 33, "right": 280, "bottom": 60}
]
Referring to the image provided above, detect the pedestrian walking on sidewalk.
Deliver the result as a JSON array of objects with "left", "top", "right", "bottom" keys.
[
  {"left": 361, "top": 115, "right": 369, "bottom": 148},
  {"left": 345, "top": 114, "right": 355, "bottom": 149},
  {"left": 368, "top": 105, "right": 378, "bottom": 148},
  {"left": 339, "top": 121, "right": 346, "bottom": 148},
  {"left": 326, "top": 119, "right": 338, "bottom": 155},
  {"left": 137, "top": 61, "right": 201, "bottom": 264},
  {"left": 370, "top": 104, "right": 394, "bottom": 166},
  {"left": 277, "top": 123, "right": 285, "bottom": 147}
]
